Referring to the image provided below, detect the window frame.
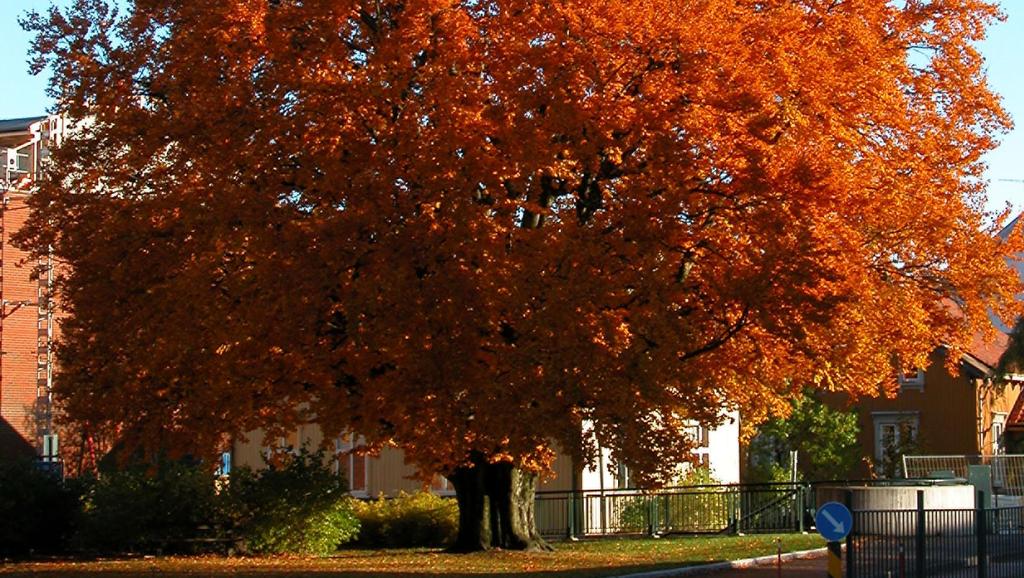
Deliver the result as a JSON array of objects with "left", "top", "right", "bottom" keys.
[
  {"left": 335, "top": 435, "right": 370, "bottom": 497},
  {"left": 897, "top": 368, "right": 926, "bottom": 392},
  {"left": 993, "top": 413, "right": 1008, "bottom": 455},
  {"left": 872, "top": 411, "right": 920, "bottom": 476}
]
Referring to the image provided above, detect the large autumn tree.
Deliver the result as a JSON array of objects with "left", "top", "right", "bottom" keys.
[{"left": 21, "top": 0, "right": 1024, "bottom": 551}]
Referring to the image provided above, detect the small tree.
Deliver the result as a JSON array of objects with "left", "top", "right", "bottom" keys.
[
  {"left": 996, "top": 317, "right": 1024, "bottom": 381},
  {"left": 748, "top": 393, "right": 860, "bottom": 482}
]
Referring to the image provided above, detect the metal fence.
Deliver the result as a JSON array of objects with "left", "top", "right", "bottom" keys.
[
  {"left": 534, "top": 482, "right": 809, "bottom": 539},
  {"left": 847, "top": 491, "right": 1024, "bottom": 578},
  {"left": 903, "top": 455, "right": 1024, "bottom": 496}
]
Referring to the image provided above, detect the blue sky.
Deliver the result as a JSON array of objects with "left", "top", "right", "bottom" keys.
[{"left": 1, "top": 1, "right": 1021, "bottom": 216}]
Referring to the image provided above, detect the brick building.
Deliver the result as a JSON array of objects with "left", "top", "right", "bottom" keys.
[{"left": 0, "top": 115, "right": 61, "bottom": 462}]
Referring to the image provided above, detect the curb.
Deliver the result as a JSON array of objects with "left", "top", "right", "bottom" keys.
[{"left": 611, "top": 547, "right": 829, "bottom": 578}]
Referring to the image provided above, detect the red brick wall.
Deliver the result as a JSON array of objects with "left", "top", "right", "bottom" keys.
[{"left": 0, "top": 191, "right": 53, "bottom": 460}]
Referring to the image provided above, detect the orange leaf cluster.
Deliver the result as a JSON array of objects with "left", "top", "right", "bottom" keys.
[{"left": 18, "top": 0, "right": 1023, "bottom": 483}]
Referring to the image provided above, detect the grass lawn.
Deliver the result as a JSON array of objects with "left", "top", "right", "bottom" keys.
[{"left": 0, "top": 533, "right": 825, "bottom": 577}]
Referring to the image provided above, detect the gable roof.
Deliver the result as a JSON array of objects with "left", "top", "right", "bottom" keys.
[
  {"left": 998, "top": 214, "right": 1021, "bottom": 241},
  {"left": 967, "top": 330, "right": 1010, "bottom": 369},
  {"left": 0, "top": 116, "right": 46, "bottom": 136}
]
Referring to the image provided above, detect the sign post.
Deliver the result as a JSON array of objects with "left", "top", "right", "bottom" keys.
[{"left": 815, "top": 501, "right": 853, "bottom": 578}]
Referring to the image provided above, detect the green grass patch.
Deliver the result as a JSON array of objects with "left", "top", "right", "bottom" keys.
[{"left": 0, "top": 533, "right": 825, "bottom": 577}]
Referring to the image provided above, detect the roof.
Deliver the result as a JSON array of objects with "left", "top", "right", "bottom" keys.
[
  {"left": 967, "top": 330, "right": 1010, "bottom": 369},
  {"left": 0, "top": 116, "right": 46, "bottom": 135},
  {"left": 940, "top": 296, "right": 1010, "bottom": 372},
  {"left": 998, "top": 214, "right": 1021, "bottom": 242}
]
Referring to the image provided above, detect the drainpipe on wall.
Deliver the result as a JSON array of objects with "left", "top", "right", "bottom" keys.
[
  {"left": 597, "top": 442, "right": 606, "bottom": 533},
  {"left": 978, "top": 378, "right": 987, "bottom": 454}
]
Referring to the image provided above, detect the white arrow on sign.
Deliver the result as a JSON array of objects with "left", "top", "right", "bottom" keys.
[{"left": 820, "top": 508, "right": 846, "bottom": 535}]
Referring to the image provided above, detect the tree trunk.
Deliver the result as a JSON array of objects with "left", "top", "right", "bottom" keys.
[{"left": 448, "top": 456, "right": 552, "bottom": 552}]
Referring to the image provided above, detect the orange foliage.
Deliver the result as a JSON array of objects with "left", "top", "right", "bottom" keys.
[{"left": 19, "top": 0, "right": 1024, "bottom": 484}]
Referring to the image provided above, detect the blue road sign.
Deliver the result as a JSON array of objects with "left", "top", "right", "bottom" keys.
[{"left": 815, "top": 501, "right": 853, "bottom": 542}]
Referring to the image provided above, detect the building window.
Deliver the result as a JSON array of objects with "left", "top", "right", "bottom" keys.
[
  {"left": 897, "top": 369, "right": 925, "bottom": 391},
  {"left": 993, "top": 413, "right": 1007, "bottom": 455},
  {"left": 335, "top": 435, "right": 368, "bottom": 495},
  {"left": 685, "top": 422, "right": 713, "bottom": 477},
  {"left": 430, "top": 475, "right": 453, "bottom": 493},
  {"left": 615, "top": 463, "right": 632, "bottom": 489},
  {"left": 215, "top": 451, "right": 232, "bottom": 477},
  {"left": 261, "top": 431, "right": 301, "bottom": 463},
  {"left": 873, "top": 413, "right": 919, "bottom": 478},
  {"left": 686, "top": 422, "right": 710, "bottom": 448}
]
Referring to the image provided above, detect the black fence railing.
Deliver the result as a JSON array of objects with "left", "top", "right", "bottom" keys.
[
  {"left": 534, "top": 482, "right": 810, "bottom": 539},
  {"left": 533, "top": 479, "right": 961, "bottom": 540},
  {"left": 847, "top": 490, "right": 1024, "bottom": 578}
]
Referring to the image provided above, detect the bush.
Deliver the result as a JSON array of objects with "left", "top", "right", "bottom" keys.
[
  {"left": 663, "top": 490, "right": 730, "bottom": 531},
  {"left": 351, "top": 491, "right": 458, "bottom": 548},
  {"left": 76, "top": 460, "right": 223, "bottom": 553},
  {"left": 746, "top": 461, "right": 792, "bottom": 484},
  {"left": 223, "top": 450, "right": 359, "bottom": 555},
  {"left": 676, "top": 465, "right": 721, "bottom": 486},
  {"left": 0, "top": 461, "right": 80, "bottom": 557},
  {"left": 619, "top": 492, "right": 730, "bottom": 534},
  {"left": 618, "top": 468, "right": 729, "bottom": 534},
  {"left": 616, "top": 495, "right": 651, "bottom": 532}
]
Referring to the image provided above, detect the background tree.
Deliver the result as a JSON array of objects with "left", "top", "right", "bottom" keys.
[
  {"left": 747, "top": 392, "right": 860, "bottom": 483},
  {"left": 21, "top": 0, "right": 1024, "bottom": 551},
  {"left": 996, "top": 317, "right": 1024, "bottom": 379}
]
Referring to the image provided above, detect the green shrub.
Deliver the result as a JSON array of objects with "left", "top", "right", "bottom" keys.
[
  {"left": 617, "top": 491, "right": 730, "bottom": 534},
  {"left": 613, "top": 467, "right": 729, "bottom": 534},
  {"left": 662, "top": 489, "right": 729, "bottom": 531},
  {"left": 223, "top": 450, "right": 359, "bottom": 555},
  {"left": 676, "top": 465, "right": 721, "bottom": 486},
  {"left": 615, "top": 495, "right": 652, "bottom": 532},
  {"left": 351, "top": 491, "right": 458, "bottom": 548},
  {"left": 746, "top": 461, "right": 793, "bottom": 484},
  {"left": 0, "top": 461, "right": 80, "bottom": 557},
  {"left": 76, "top": 460, "right": 223, "bottom": 553}
]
